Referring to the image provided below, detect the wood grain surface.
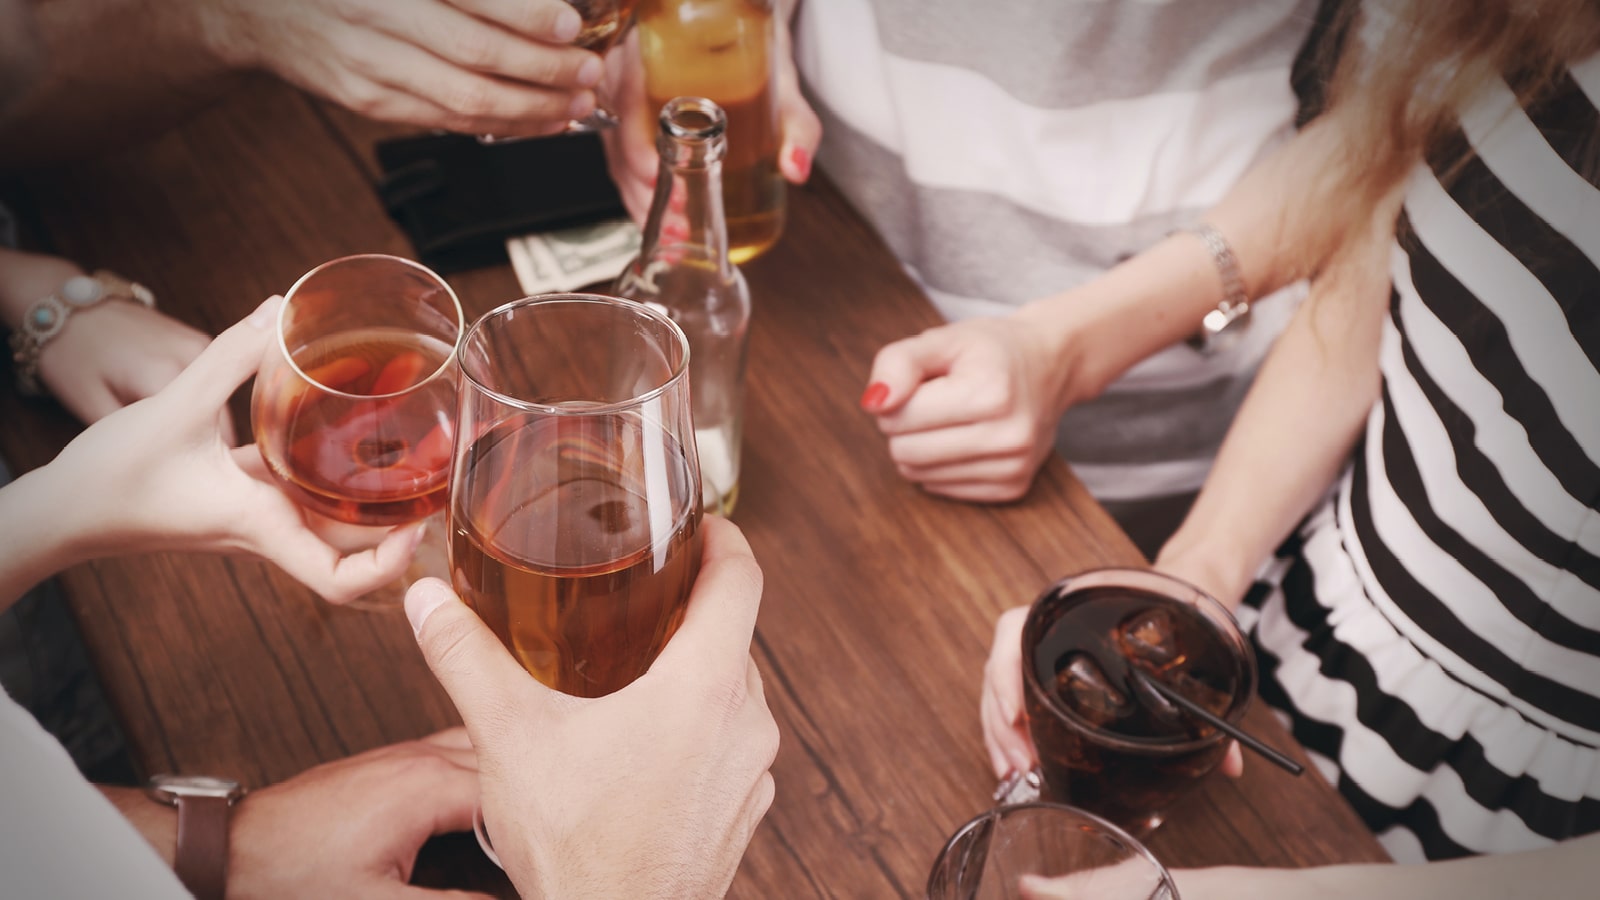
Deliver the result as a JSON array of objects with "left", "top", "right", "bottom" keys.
[{"left": 1, "top": 80, "right": 1388, "bottom": 898}]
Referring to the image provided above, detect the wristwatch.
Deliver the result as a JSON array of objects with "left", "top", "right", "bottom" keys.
[
  {"left": 145, "top": 773, "right": 244, "bottom": 900},
  {"left": 1178, "top": 223, "right": 1253, "bottom": 356}
]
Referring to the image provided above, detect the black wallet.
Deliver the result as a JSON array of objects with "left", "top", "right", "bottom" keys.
[{"left": 376, "top": 131, "right": 626, "bottom": 274}]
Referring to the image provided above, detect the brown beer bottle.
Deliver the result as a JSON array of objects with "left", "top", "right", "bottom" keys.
[
  {"left": 636, "top": 0, "right": 783, "bottom": 263},
  {"left": 615, "top": 97, "right": 751, "bottom": 516}
]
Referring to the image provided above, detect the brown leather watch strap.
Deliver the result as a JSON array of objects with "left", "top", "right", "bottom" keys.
[{"left": 174, "top": 795, "right": 230, "bottom": 900}]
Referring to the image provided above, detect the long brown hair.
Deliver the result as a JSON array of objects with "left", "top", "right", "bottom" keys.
[{"left": 1326, "top": 0, "right": 1600, "bottom": 212}]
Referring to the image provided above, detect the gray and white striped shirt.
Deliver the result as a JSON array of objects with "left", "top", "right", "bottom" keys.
[{"left": 796, "top": 0, "right": 1316, "bottom": 504}]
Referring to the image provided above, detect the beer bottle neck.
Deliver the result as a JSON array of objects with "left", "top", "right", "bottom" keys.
[{"left": 638, "top": 145, "right": 734, "bottom": 279}]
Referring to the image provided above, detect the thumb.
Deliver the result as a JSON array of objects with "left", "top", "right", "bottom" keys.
[
  {"left": 166, "top": 295, "right": 281, "bottom": 411},
  {"left": 405, "top": 577, "right": 546, "bottom": 741},
  {"left": 649, "top": 516, "right": 763, "bottom": 678},
  {"left": 863, "top": 327, "right": 963, "bottom": 413}
]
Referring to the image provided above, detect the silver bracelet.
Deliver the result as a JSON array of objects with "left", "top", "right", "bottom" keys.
[{"left": 1179, "top": 223, "right": 1252, "bottom": 355}]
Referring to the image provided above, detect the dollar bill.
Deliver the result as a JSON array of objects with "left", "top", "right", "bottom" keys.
[{"left": 505, "top": 218, "right": 641, "bottom": 295}]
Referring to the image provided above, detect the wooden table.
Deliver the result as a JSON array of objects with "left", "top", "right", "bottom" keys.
[{"left": 2, "top": 80, "right": 1388, "bottom": 897}]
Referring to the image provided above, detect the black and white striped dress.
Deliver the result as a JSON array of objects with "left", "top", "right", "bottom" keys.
[{"left": 1238, "top": 55, "right": 1600, "bottom": 863}]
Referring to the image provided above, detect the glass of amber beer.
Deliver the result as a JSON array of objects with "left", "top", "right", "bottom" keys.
[{"left": 449, "top": 292, "right": 703, "bottom": 699}]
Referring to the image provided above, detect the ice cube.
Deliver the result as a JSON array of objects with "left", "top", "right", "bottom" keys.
[
  {"left": 1117, "top": 606, "right": 1185, "bottom": 671},
  {"left": 1055, "top": 652, "right": 1131, "bottom": 725}
]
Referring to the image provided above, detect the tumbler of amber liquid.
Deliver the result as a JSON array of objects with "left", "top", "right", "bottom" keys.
[
  {"left": 637, "top": 0, "right": 783, "bottom": 263},
  {"left": 450, "top": 293, "right": 704, "bottom": 697}
]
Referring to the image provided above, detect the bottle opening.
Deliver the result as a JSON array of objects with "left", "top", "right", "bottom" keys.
[{"left": 660, "top": 96, "right": 727, "bottom": 141}]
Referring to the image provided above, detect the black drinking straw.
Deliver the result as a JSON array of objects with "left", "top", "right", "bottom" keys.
[{"left": 1131, "top": 669, "right": 1305, "bottom": 776}]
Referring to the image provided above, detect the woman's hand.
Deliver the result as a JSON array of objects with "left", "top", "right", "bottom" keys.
[
  {"left": 37, "top": 300, "right": 215, "bottom": 426},
  {"left": 0, "top": 249, "right": 214, "bottom": 426},
  {"left": 864, "top": 313, "right": 1075, "bottom": 504},
  {"left": 33, "top": 296, "right": 424, "bottom": 603},
  {"left": 981, "top": 606, "right": 1038, "bottom": 778},
  {"left": 601, "top": 18, "right": 822, "bottom": 224}
]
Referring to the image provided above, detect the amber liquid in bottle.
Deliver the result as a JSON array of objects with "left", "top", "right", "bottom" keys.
[{"left": 638, "top": 0, "right": 783, "bottom": 263}]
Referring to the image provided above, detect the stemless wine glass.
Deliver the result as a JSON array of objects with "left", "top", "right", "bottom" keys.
[
  {"left": 454, "top": 292, "right": 702, "bottom": 868},
  {"left": 252, "top": 255, "right": 462, "bottom": 606},
  {"left": 1012, "top": 569, "right": 1257, "bottom": 837},
  {"left": 450, "top": 292, "right": 702, "bottom": 697},
  {"left": 927, "top": 803, "right": 1179, "bottom": 900}
]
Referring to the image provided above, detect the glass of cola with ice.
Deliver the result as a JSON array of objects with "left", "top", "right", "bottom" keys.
[{"left": 1017, "top": 568, "right": 1256, "bottom": 836}]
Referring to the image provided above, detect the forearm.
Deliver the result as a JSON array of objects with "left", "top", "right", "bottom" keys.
[
  {"left": 1178, "top": 833, "right": 1600, "bottom": 900},
  {"left": 1204, "top": 112, "right": 1365, "bottom": 299},
  {"left": 0, "top": 0, "right": 246, "bottom": 169},
  {"left": 1013, "top": 111, "right": 1374, "bottom": 407},
  {"left": 0, "top": 248, "right": 84, "bottom": 329},
  {"left": 0, "top": 462, "right": 85, "bottom": 608},
  {"left": 1155, "top": 198, "right": 1397, "bottom": 606},
  {"left": 1011, "top": 233, "right": 1232, "bottom": 407}
]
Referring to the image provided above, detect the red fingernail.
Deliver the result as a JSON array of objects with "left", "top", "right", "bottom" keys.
[
  {"left": 789, "top": 146, "right": 812, "bottom": 181},
  {"left": 859, "top": 381, "right": 889, "bottom": 411}
]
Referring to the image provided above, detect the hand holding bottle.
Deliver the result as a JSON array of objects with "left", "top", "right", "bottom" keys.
[{"left": 601, "top": 0, "right": 820, "bottom": 260}]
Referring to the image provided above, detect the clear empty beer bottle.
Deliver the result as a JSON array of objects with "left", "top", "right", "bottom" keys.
[{"left": 615, "top": 97, "right": 752, "bottom": 516}]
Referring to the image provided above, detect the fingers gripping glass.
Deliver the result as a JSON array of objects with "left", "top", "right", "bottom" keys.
[
  {"left": 479, "top": 0, "right": 639, "bottom": 141},
  {"left": 449, "top": 293, "right": 703, "bottom": 867}
]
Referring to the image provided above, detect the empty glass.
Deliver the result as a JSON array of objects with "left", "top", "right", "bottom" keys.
[{"left": 927, "top": 802, "right": 1179, "bottom": 899}]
